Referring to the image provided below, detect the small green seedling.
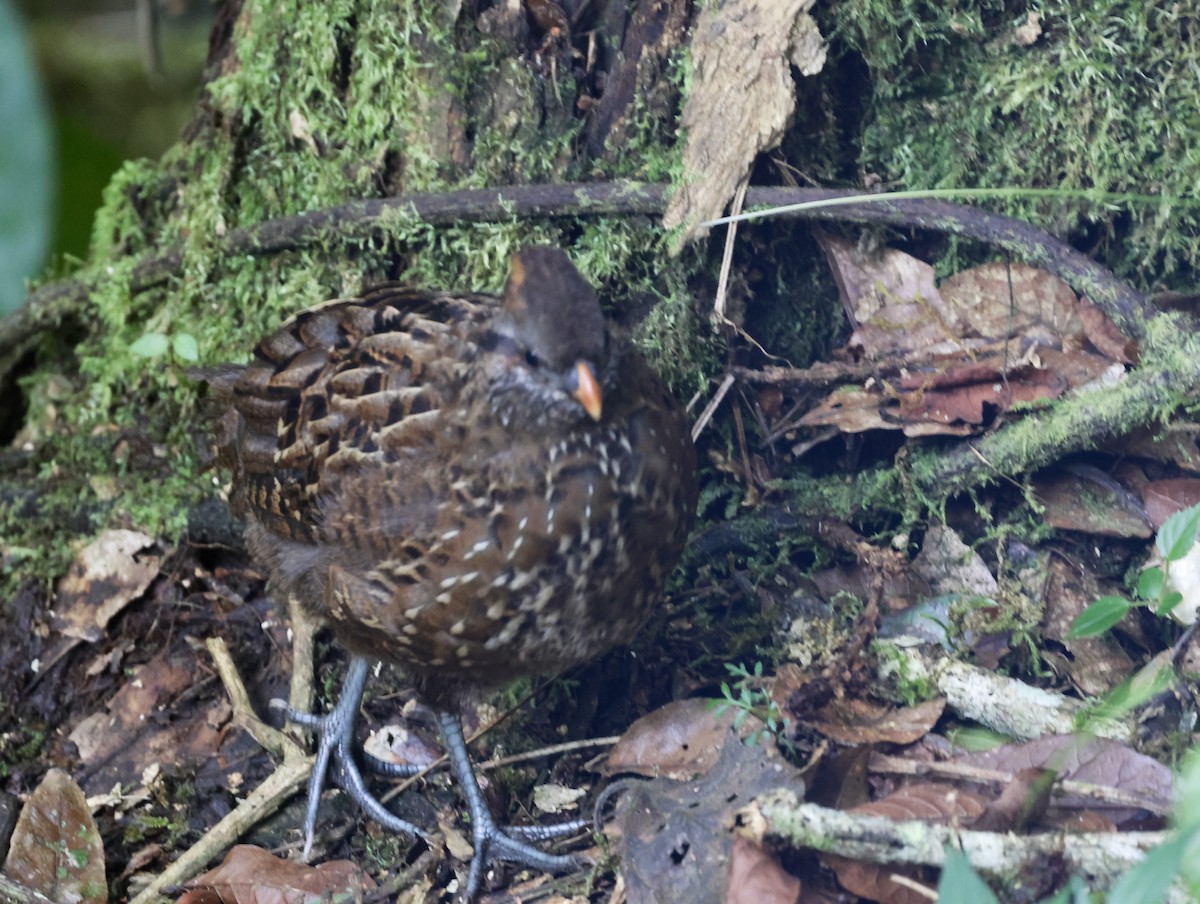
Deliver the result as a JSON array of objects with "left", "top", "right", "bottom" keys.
[{"left": 1067, "top": 503, "right": 1200, "bottom": 639}]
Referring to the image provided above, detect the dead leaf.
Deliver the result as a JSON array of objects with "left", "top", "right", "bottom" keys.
[
  {"left": 602, "top": 698, "right": 760, "bottom": 779},
  {"left": 820, "top": 233, "right": 946, "bottom": 326},
  {"left": 53, "top": 530, "right": 159, "bottom": 642},
  {"left": 3, "top": 768, "right": 107, "bottom": 903},
  {"left": 1077, "top": 297, "right": 1136, "bottom": 363},
  {"left": 816, "top": 233, "right": 962, "bottom": 358},
  {"left": 852, "top": 782, "right": 986, "bottom": 823},
  {"left": 68, "top": 654, "right": 192, "bottom": 767},
  {"left": 67, "top": 655, "right": 228, "bottom": 798},
  {"left": 1035, "top": 468, "right": 1152, "bottom": 538},
  {"left": 1039, "top": 557, "right": 1135, "bottom": 696},
  {"left": 610, "top": 737, "right": 805, "bottom": 904},
  {"left": 954, "top": 735, "right": 1171, "bottom": 826},
  {"left": 1110, "top": 426, "right": 1200, "bottom": 470},
  {"left": 1142, "top": 478, "right": 1200, "bottom": 530},
  {"left": 811, "top": 697, "right": 945, "bottom": 746},
  {"left": 823, "top": 856, "right": 932, "bottom": 904},
  {"left": 939, "top": 262, "right": 1079, "bottom": 343},
  {"left": 823, "top": 783, "right": 986, "bottom": 903},
  {"left": 972, "top": 767, "right": 1055, "bottom": 832},
  {"left": 797, "top": 386, "right": 894, "bottom": 433},
  {"left": 178, "top": 845, "right": 375, "bottom": 904},
  {"left": 723, "top": 836, "right": 800, "bottom": 904},
  {"left": 898, "top": 364, "right": 1063, "bottom": 424}
]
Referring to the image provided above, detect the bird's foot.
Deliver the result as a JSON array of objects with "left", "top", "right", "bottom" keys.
[
  {"left": 436, "top": 711, "right": 584, "bottom": 901},
  {"left": 283, "top": 656, "right": 427, "bottom": 857},
  {"left": 461, "top": 819, "right": 583, "bottom": 900}
]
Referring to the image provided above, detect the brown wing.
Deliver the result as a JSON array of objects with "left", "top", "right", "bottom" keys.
[{"left": 213, "top": 286, "right": 495, "bottom": 548}]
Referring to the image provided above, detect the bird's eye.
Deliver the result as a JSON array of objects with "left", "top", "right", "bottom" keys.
[{"left": 524, "top": 350, "right": 541, "bottom": 368}]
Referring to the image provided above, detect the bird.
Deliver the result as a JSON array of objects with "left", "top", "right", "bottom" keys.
[{"left": 208, "top": 246, "right": 697, "bottom": 899}]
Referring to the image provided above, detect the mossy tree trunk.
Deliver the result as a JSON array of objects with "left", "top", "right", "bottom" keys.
[{"left": 1, "top": 0, "right": 711, "bottom": 586}]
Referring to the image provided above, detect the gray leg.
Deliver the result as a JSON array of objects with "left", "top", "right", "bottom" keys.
[
  {"left": 437, "top": 710, "right": 582, "bottom": 900},
  {"left": 287, "top": 656, "right": 427, "bottom": 857}
]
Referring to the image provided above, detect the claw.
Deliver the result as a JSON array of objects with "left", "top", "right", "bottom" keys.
[
  {"left": 287, "top": 656, "right": 427, "bottom": 857},
  {"left": 436, "top": 711, "right": 581, "bottom": 900},
  {"left": 284, "top": 658, "right": 581, "bottom": 900}
]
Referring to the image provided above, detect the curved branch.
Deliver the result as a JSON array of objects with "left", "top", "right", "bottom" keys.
[{"left": 2, "top": 182, "right": 1147, "bottom": 364}]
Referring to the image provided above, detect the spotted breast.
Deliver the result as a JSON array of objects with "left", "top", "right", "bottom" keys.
[{"left": 213, "top": 246, "right": 696, "bottom": 709}]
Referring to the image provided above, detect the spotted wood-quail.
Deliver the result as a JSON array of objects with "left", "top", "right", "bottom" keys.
[{"left": 210, "top": 246, "right": 697, "bottom": 898}]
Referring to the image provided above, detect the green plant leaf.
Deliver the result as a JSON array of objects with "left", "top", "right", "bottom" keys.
[
  {"left": 0, "top": 0, "right": 53, "bottom": 316},
  {"left": 171, "top": 333, "right": 200, "bottom": 362},
  {"left": 1105, "top": 827, "right": 1195, "bottom": 904},
  {"left": 1156, "top": 591, "right": 1184, "bottom": 618},
  {"left": 1135, "top": 567, "right": 1163, "bottom": 602},
  {"left": 130, "top": 333, "right": 170, "bottom": 358},
  {"left": 1156, "top": 504, "right": 1200, "bottom": 561},
  {"left": 937, "top": 850, "right": 998, "bottom": 904},
  {"left": 1174, "top": 748, "right": 1200, "bottom": 831},
  {"left": 1066, "top": 596, "right": 1133, "bottom": 639},
  {"left": 1087, "top": 654, "right": 1175, "bottom": 723}
]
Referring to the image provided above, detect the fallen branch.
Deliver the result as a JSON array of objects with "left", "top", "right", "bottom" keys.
[
  {"left": 2, "top": 182, "right": 1148, "bottom": 366},
  {"left": 739, "top": 790, "right": 1188, "bottom": 902},
  {"left": 877, "top": 643, "right": 1133, "bottom": 743},
  {"left": 127, "top": 631, "right": 316, "bottom": 904}
]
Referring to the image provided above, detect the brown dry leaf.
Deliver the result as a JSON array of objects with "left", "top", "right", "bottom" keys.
[
  {"left": 177, "top": 845, "right": 375, "bottom": 904},
  {"left": 610, "top": 737, "right": 805, "bottom": 904},
  {"left": 1035, "top": 468, "right": 1152, "bottom": 538},
  {"left": 848, "top": 316, "right": 955, "bottom": 367},
  {"left": 723, "top": 836, "right": 801, "bottom": 904},
  {"left": 897, "top": 363, "right": 1064, "bottom": 424},
  {"left": 972, "top": 767, "right": 1055, "bottom": 832},
  {"left": 601, "top": 698, "right": 757, "bottom": 779},
  {"left": 811, "top": 697, "right": 945, "bottom": 746},
  {"left": 823, "top": 856, "right": 932, "bottom": 904},
  {"left": 797, "top": 386, "right": 894, "bottom": 433},
  {"left": 664, "top": 0, "right": 818, "bottom": 245},
  {"left": 823, "top": 783, "right": 985, "bottom": 902},
  {"left": 68, "top": 654, "right": 192, "bottom": 767},
  {"left": 3, "top": 768, "right": 107, "bottom": 903},
  {"left": 67, "top": 654, "right": 228, "bottom": 798},
  {"left": 1142, "top": 478, "right": 1200, "bottom": 530},
  {"left": 795, "top": 385, "right": 974, "bottom": 438},
  {"left": 853, "top": 782, "right": 986, "bottom": 824},
  {"left": 806, "top": 559, "right": 922, "bottom": 618},
  {"left": 939, "top": 262, "right": 1080, "bottom": 343},
  {"left": 1077, "top": 297, "right": 1137, "bottom": 363},
  {"left": 1111, "top": 426, "right": 1200, "bottom": 470},
  {"left": 816, "top": 233, "right": 962, "bottom": 359},
  {"left": 819, "top": 232, "right": 946, "bottom": 326},
  {"left": 954, "top": 735, "right": 1171, "bottom": 826},
  {"left": 52, "top": 529, "right": 159, "bottom": 642},
  {"left": 1033, "top": 346, "right": 1125, "bottom": 390},
  {"left": 1039, "top": 557, "right": 1135, "bottom": 696}
]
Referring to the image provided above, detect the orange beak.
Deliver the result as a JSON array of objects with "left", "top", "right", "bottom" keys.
[{"left": 572, "top": 361, "right": 603, "bottom": 421}]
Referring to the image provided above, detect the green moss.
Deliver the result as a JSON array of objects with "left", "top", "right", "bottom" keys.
[
  {"left": 613, "top": 47, "right": 691, "bottom": 185},
  {"left": 831, "top": 0, "right": 1200, "bottom": 286},
  {"left": 873, "top": 639, "right": 939, "bottom": 705},
  {"left": 4, "top": 0, "right": 706, "bottom": 597}
]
